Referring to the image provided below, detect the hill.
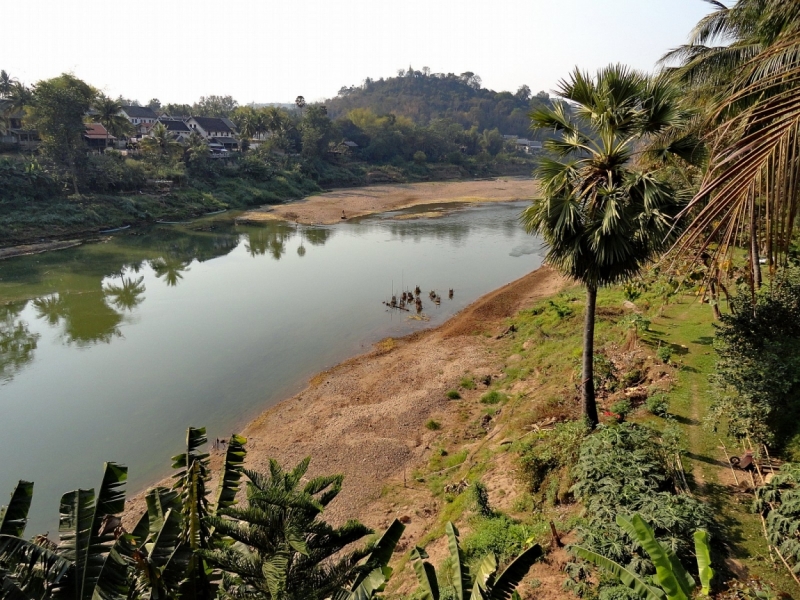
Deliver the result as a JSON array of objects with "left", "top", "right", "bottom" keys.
[{"left": 325, "top": 67, "right": 553, "bottom": 137}]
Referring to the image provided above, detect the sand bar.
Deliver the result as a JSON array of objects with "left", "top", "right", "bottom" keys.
[{"left": 236, "top": 178, "right": 539, "bottom": 225}]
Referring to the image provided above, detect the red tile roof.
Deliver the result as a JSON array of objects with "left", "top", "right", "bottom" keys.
[{"left": 84, "top": 123, "right": 116, "bottom": 140}]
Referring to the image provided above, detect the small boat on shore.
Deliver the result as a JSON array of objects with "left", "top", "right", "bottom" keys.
[{"left": 99, "top": 225, "right": 131, "bottom": 234}]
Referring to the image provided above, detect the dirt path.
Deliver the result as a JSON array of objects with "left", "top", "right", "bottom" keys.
[
  {"left": 236, "top": 178, "right": 539, "bottom": 225},
  {"left": 123, "top": 266, "right": 567, "bottom": 528}
]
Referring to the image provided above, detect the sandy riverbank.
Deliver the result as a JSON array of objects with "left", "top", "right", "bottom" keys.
[
  {"left": 236, "top": 178, "right": 539, "bottom": 225},
  {"left": 123, "top": 264, "right": 566, "bottom": 528}
]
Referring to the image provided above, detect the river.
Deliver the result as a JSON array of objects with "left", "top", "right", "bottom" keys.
[{"left": 0, "top": 200, "right": 543, "bottom": 534}]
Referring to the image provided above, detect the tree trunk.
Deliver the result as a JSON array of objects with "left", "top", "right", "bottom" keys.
[
  {"left": 751, "top": 205, "right": 762, "bottom": 289},
  {"left": 582, "top": 285, "right": 599, "bottom": 428}
]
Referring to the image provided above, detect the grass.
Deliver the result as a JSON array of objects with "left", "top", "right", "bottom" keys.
[
  {"left": 446, "top": 389, "right": 462, "bottom": 400},
  {"left": 425, "top": 419, "right": 442, "bottom": 431}
]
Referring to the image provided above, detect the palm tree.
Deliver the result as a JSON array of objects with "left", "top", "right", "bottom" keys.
[
  {"left": 410, "top": 521, "right": 543, "bottom": 600},
  {"left": 522, "top": 65, "right": 689, "bottom": 426},
  {"left": 668, "top": 3, "right": 800, "bottom": 275},
  {"left": 1, "top": 81, "right": 32, "bottom": 135},
  {"left": 202, "top": 458, "right": 385, "bottom": 600},
  {"left": 92, "top": 95, "right": 133, "bottom": 149},
  {"left": 0, "top": 70, "right": 16, "bottom": 97},
  {"left": 140, "top": 122, "right": 181, "bottom": 161}
]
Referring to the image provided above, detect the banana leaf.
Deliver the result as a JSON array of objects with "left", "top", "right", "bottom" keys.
[
  {"left": 490, "top": 543, "right": 543, "bottom": 600},
  {"left": 445, "top": 522, "right": 469, "bottom": 600},
  {"left": 693, "top": 530, "right": 714, "bottom": 596},
  {"left": 0, "top": 481, "right": 33, "bottom": 537},
  {"left": 214, "top": 435, "right": 247, "bottom": 513},
  {"left": 469, "top": 552, "right": 497, "bottom": 599},
  {"left": 410, "top": 547, "right": 438, "bottom": 600},
  {"left": 572, "top": 544, "right": 667, "bottom": 600},
  {"left": 349, "top": 519, "right": 404, "bottom": 590},
  {"left": 346, "top": 566, "right": 391, "bottom": 600},
  {"left": 616, "top": 514, "right": 691, "bottom": 600}
]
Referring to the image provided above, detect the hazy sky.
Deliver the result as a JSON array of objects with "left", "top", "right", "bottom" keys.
[{"left": 2, "top": 0, "right": 711, "bottom": 105}]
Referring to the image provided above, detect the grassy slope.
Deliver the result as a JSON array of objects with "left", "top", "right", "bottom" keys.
[{"left": 383, "top": 279, "right": 793, "bottom": 598}]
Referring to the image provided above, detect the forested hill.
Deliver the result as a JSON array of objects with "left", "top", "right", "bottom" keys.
[{"left": 324, "top": 68, "right": 553, "bottom": 137}]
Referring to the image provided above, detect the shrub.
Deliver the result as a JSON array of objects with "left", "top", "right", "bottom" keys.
[
  {"left": 460, "top": 377, "right": 476, "bottom": 390},
  {"left": 425, "top": 419, "right": 442, "bottom": 431},
  {"left": 646, "top": 393, "right": 670, "bottom": 417},
  {"left": 413, "top": 150, "right": 427, "bottom": 164},
  {"left": 461, "top": 514, "right": 535, "bottom": 565},
  {"left": 656, "top": 345, "right": 672, "bottom": 364},
  {"left": 480, "top": 390, "right": 506, "bottom": 405},
  {"left": 446, "top": 389, "right": 462, "bottom": 400},
  {"left": 518, "top": 420, "right": 588, "bottom": 506},
  {"left": 610, "top": 399, "right": 633, "bottom": 421},
  {"left": 711, "top": 270, "right": 800, "bottom": 448}
]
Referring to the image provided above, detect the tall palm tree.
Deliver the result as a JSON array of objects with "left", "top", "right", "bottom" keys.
[
  {"left": 522, "top": 65, "right": 689, "bottom": 426},
  {"left": 91, "top": 95, "right": 133, "bottom": 149}
]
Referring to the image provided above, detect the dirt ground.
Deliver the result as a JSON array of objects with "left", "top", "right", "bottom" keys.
[{"left": 236, "top": 178, "right": 540, "bottom": 225}]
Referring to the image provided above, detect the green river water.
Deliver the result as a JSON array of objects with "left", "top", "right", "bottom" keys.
[{"left": 0, "top": 200, "right": 544, "bottom": 533}]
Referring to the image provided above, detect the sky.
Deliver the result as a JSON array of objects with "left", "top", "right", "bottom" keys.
[{"left": 1, "top": 0, "right": 712, "bottom": 105}]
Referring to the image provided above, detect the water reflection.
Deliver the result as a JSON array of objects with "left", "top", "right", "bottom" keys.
[
  {"left": 0, "top": 302, "right": 39, "bottom": 382},
  {"left": 243, "top": 222, "right": 298, "bottom": 260},
  {"left": 151, "top": 256, "right": 190, "bottom": 287},
  {"left": 104, "top": 276, "right": 146, "bottom": 312}
]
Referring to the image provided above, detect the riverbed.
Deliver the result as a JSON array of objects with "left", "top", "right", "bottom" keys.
[{"left": 0, "top": 200, "right": 544, "bottom": 534}]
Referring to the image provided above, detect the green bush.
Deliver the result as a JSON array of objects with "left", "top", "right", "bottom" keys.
[
  {"left": 461, "top": 514, "right": 535, "bottom": 565},
  {"left": 480, "top": 390, "right": 507, "bottom": 405},
  {"left": 656, "top": 345, "right": 672, "bottom": 364},
  {"left": 646, "top": 393, "right": 670, "bottom": 417},
  {"left": 460, "top": 377, "right": 476, "bottom": 390},
  {"left": 610, "top": 399, "right": 632, "bottom": 421},
  {"left": 518, "top": 420, "right": 588, "bottom": 506},
  {"left": 446, "top": 389, "right": 462, "bottom": 400},
  {"left": 711, "top": 270, "right": 800, "bottom": 447},
  {"left": 425, "top": 419, "right": 442, "bottom": 431}
]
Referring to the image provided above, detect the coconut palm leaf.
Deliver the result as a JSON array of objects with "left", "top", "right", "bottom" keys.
[{"left": 0, "top": 481, "right": 33, "bottom": 537}]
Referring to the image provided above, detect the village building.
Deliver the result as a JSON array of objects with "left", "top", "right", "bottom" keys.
[
  {"left": 83, "top": 123, "right": 116, "bottom": 150},
  {"left": 157, "top": 117, "right": 192, "bottom": 142},
  {"left": 186, "top": 116, "right": 239, "bottom": 151}
]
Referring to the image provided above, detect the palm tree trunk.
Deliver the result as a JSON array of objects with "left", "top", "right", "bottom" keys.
[
  {"left": 582, "top": 284, "right": 599, "bottom": 428},
  {"left": 750, "top": 200, "right": 762, "bottom": 289}
]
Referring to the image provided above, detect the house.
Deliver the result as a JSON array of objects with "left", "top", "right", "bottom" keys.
[
  {"left": 119, "top": 105, "right": 159, "bottom": 126},
  {"left": 158, "top": 117, "right": 192, "bottom": 142},
  {"left": 514, "top": 138, "right": 542, "bottom": 154},
  {"left": 1, "top": 101, "right": 39, "bottom": 148},
  {"left": 84, "top": 123, "right": 116, "bottom": 150},
  {"left": 186, "top": 116, "right": 238, "bottom": 150}
]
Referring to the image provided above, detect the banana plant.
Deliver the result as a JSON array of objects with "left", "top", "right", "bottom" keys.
[
  {"left": 410, "top": 521, "right": 543, "bottom": 600},
  {"left": 335, "top": 518, "right": 406, "bottom": 600},
  {"left": 571, "top": 513, "right": 714, "bottom": 600},
  {"left": 130, "top": 430, "right": 248, "bottom": 600},
  {"left": 0, "top": 463, "right": 133, "bottom": 600}
]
